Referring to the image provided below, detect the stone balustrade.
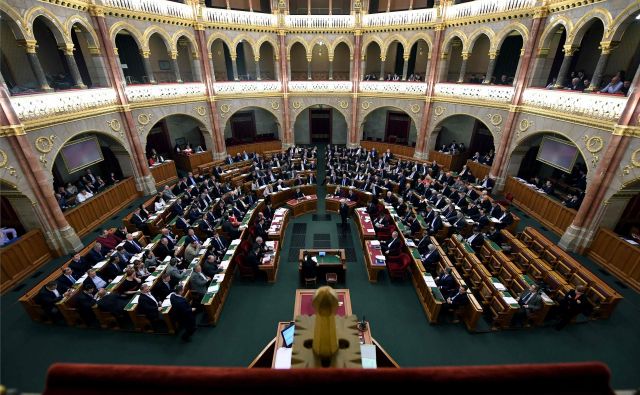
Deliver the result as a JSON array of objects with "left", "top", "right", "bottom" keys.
[
  {"left": 363, "top": 8, "right": 436, "bottom": 27},
  {"left": 359, "top": 81, "right": 427, "bottom": 95},
  {"left": 125, "top": 83, "right": 206, "bottom": 103},
  {"left": 100, "top": 0, "right": 194, "bottom": 19},
  {"left": 285, "top": 14, "right": 355, "bottom": 29},
  {"left": 11, "top": 88, "right": 118, "bottom": 122},
  {"left": 521, "top": 88, "right": 628, "bottom": 122},
  {"left": 204, "top": 8, "right": 277, "bottom": 27},
  {"left": 445, "top": 0, "right": 537, "bottom": 20},
  {"left": 214, "top": 81, "right": 281, "bottom": 95},
  {"left": 288, "top": 81, "right": 353, "bottom": 93}
]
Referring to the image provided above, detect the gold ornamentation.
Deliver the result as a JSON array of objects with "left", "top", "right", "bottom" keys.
[
  {"left": 194, "top": 106, "right": 207, "bottom": 117},
  {"left": 433, "top": 106, "right": 446, "bottom": 120},
  {"left": 338, "top": 100, "right": 349, "bottom": 109},
  {"left": 361, "top": 101, "right": 371, "bottom": 110},
  {"left": 220, "top": 104, "right": 231, "bottom": 114},
  {"left": 0, "top": 150, "right": 17, "bottom": 178},
  {"left": 584, "top": 136, "right": 604, "bottom": 154},
  {"left": 271, "top": 101, "right": 280, "bottom": 111},
  {"left": 516, "top": 118, "right": 533, "bottom": 139},
  {"left": 137, "top": 113, "right": 152, "bottom": 125},
  {"left": 410, "top": 104, "right": 420, "bottom": 114},
  {"left": 292, "top": 101, "right": 302, "bottom": 110},
  {"left": 35, "top": 135, "right": 57, "bottom": 167},
  {"left": 488, "top": 114, "right": 503, "bottom": 126},
  {"left": 632, "top": 148, "right": 640, "bottom": 168},
  {"left": 107, "top": 119, "right": 121, "bottom": 132}
]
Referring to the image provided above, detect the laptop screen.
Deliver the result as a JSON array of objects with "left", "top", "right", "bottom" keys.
[{"left": 281, "top": 323, "right": 295, "bottom": 348}]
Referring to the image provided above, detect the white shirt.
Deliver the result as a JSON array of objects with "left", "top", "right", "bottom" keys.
[{"left": 143, "top": 292, "right": 158, "bottom": 306}]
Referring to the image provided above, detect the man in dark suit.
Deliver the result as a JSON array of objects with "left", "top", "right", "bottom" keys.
[
  {"left": 428, "top": 214, "right": 443, "bottom": 235},
  {"left": 123, "top": 234, "right": 143, "bottom": 254},
  {"left": 137, "top": 283, "right": 163, "bottom": 329},
  {"left": 222, "top": 215, "right": 241, "bottom": 239},
  {"left": 446, "top": 285, "right": 470, "bottom": 323},
  {"left": 466, "top": 227, "right": 484, "bottom": 250},
  {"left": 170, "top": 284, "right": 197, "bottom": 342},
  {"left": 383, "top": 231, "right": 403, "bottom": 256},
  {"left": 172, "top": 198, "right": 185, "bottom": 216},
  {"left": 210, "top": 230, "right": 228, "bottom": 257},
  {"left": 87, "top": 243, "right": 106, "bottom": 265},
  {"left": 130, "top": 208, "right": 149, "bottom": 234},
  {"left": 153, "top": 273, "right": 173, "bottom": 301},
  {"left": 555, "top": 285, "right": 587, "bottom": 330},
  {"left": 514, "top": 284, "right": 543, "bottom": 327},
  {"left": 421, "top": 244, "right": 440, "bottom": 274},
  {"left": 155, "top": 237, "right": 175, "bottom": 261},
  {"left": 436, "top": 268, "right": 456, "bottom": 298},
  {"left": 37, "top": 282, "right": 69, "bottom": 321},
  {"left": 57, "top": 267, "right": 77, "bottom": 292},
  {"left": 95, "top": 288, "right": 128, "bottom": 322},
  {"left": 485, "top": 226, "right": 502, "bottom": 244},
  {"left": 69, "top": 253, "right": 91, "bottom": 275},
  {"left": 76, "top": 283, "right": 98, "bottom": 325},
  {"left": 339, "top": 199, "right": 349, "bottom": 229}
]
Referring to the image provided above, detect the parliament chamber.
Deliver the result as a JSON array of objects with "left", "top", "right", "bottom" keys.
[{"left": 0, "top": 0, "right": 639, "bottom": 393}]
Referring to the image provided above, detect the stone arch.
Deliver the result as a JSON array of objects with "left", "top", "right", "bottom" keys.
[
  {"left": 308, "top": 35, "right": 331, "bottom": 59},
  {"left": 287, "top": 36, "right": 310, "bottom": 57},
  {"left": 358, "top": 102, "right": 421, "bottom": 134},
  {"left": 568, "top": 9, "right": 612, "bottom": 47},
  {"left": 292, "top": 102, "right": 350, "bottom": 145},
  {"left": 109, "top": 22, "right": 144, "bottom": 49},
  {"left": 428, "top": 112, "right": 498, "bottom": 154},
  {"left": 382, "top": 34, "right": 409, "bottom": 58},
  {"left": 329, "top": 36, "right": 353, "bottom": 59},
  {"left": 171, "top": 30, "right": 199, "bottom": 53},
  {"left": 143, "top": 26, "right": 173, "bottom": 53},
  {"left": 540, "top": 17, "right": 573, "bottom": 48},
  {"left": 468, "top": 28, "right": 495, "bottom": 53},
  {"left": 608, "top": 2, "right": 640, "bottom": 42},
  {"left": 206, "top": 31, "right": 233, "bottom": 54},
  {"left": 65, "top": 16, "right": 100, "bottom": 49},
  {"left": 255, "top": 36, "right": 279, "bottom": 59},
  {"left": 232, "top": 33, "right": 257, "bottom": 57},
  {"left": 25, "top": 6, "right": 69, "bottom": 46},
  {"left": 138, "top": 110, "right": 212, "bottom": 149},
  {"left": 361, "top": 35, "right": 384, "bottom": 59},
  {"left": 0, "top": 6, "right": 30, "bottom": 41},
  {"left": 407, "top": 33, "right": 433, "bottom": 58},
  {"left": 49, "top": 130, "right": 132, "bottom": 175},
  {"left": 0, "top": 178, "right": 35, "bottom": 205},
  {"left": 223, "top": 105, "right": 283, "bottom": 142},
  {"left": 443, "top": 30, "right": 468, "bottom": 53},
  {"left": 494, "top": 22, "right": 529, "bottom": 52}
]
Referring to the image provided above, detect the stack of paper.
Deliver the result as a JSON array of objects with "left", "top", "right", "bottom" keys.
[
  {"left": 370, "top": 240, "right": 381, "bottom": 246},
  {"left": 503, "top": 296, "right": 518, "bottom": 305},
  {"left": 213, "top": 274, "right": 225, "bottom": 283},
  {"left": 131, "top": 295, "right": 140, "bottom": 304},
  {"left": 375, "top": 255, "right": 386, "bottom": 261},
  {"left": 231, "top": 239, "right": 241, "bottom": 246},
  {"left": 161, "top": 298, "right": 172, "bottom": 308},
  {"left": 207, "top": 283, "right": 220, "bottom": 293},
  {"left": 494, "top": 282, "right": 507, "bottom": 291}
]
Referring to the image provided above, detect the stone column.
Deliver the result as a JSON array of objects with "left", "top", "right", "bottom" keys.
[
  {"left": 278, "top": 28, "right": 293, "bottom": 147},
  {"left": 587, "top": 42, "right": 613, "bottom": 91},
  {"left": 379, "top": 57, "right": 385, "bottom": 80},
  {"left": 401, "top": 55, "right": 409, "bottom": 81},
  {"left": 141, "top": 50, "right": 156, "bottom": 84},
  {"left": 512, "top": 48, "right": 525, "bottom": 86},
  {"left": 231, "top": 54, "right": 239, "bottom": 81},
  {"left": 457, "top": 52, "right": 469, "bottom": 83},
  {"left": 24, "top": 41, "right": 53, "bottom": 92},
  {"left": 170, "top": 51, "right": 183, "bottom": 83},
  {"left": 349, "top": 31, "right": 362, "bottom": 148},
  {"left": 554, "top": 45, "right": 576, "bottom": 88},
  {"left": 255, "top": 56, "right": 261, "bottom": 80},
  {"left": 307, "top": 55, "right": 312, "bottom": 80},
  {"left": 287, "top": 55, "right": 292, "bottom": 81},
  {"left": 437, "top": 52, "right": 448, "bottom": 82},
  {"left": 328, "top": 57, "right": 334, "bottom": 80},
  {"left": 359, "top": 56, "right": 366, "bottom": 80},
  {"left": 61, "top": 45, "right": 86, "bottom": 88},
  {"left": 208, "top": 53, "right": 217, "bottom": 82},
  {"left": 483, "top": 51, "right": 498, "bottom": 84},
  {"left": 274, "top": 55, "right": 281, "bottom": 80},
  {"left": 88, "top": 47, "right": 110, "bottom": 87},
  {"left": 192, "top": 52, "right": 203, "bottom": 82}
]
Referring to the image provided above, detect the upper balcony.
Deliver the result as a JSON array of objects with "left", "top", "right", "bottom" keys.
[
  {"left": 288, "top": 81, "right": 353, "bottom": 93},
  {"left": 124, "top": 83, "right": 207, "bottom": 104},
  {"left": 362, "top": 8, "right": 436, "bottom": 28},
  {"left": 285, "top": 15, "right": 355, "bottom": 30},
  {"left": 100, "top": 0, "right": 194, "bottom": 20},
  {"left": 204, "top": 8, "right": 277, "bottom": 28},
  {"left": 444, "top": 0, "right": 537, "bottom": 22},
  {"left": 359, "top": 81, "right": 427, "bottom": 96},
  {"left": 521, "top": 88, "right": 627, "bottom": 123},
  {"left": 214, "top": 81, "right": 281, "bottom": 95},
  {"left": 434, "top": 83, "right": 515, "bottom": 104}
]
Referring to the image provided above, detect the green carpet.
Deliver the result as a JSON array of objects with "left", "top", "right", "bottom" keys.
[{"left": 1, "top": 145, "right": 639, "bottom": 393}]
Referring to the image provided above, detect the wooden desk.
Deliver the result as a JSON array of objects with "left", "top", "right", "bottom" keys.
[
  {"left": 360, "top": 140, "right": 415, "bottom": 157},
  {"left": 354, "top": 207, "right": 377, "bottom": 244},
  {"left": 286, "top": 195, "right": 318, "bottom": 217},
  {"left": 259, "top": 241, "right": 280, "bottom": 283},
  {"left": 362, "top": 240, "right": 388, "bottom": 283},
  {"left": 326, "top": 185, "right": 373, "bottom": 206},
  {"left": 298, "top": 249, "right": 347, "bottom": 284},
  {"left": 174, "top": 151, "right": 213, "bottom": 173},
  {"left": 465, "top": 159, "right": 490, "bottom": 181},
  {"left": 429, "top": 150, "right": 467, "bottom": 172},
  {"left": 1, "top": 229, "right": 53, "bottom": 294},
  {"left": 587, "top": 227, "right": 640, "bottom": 293},
  {"left": 201, "top": 239, "right": 241, "bottom": 325},
  {"left": 150, "top": 160, "right": 178, "bottom": 186},
  {"left": 325, "top": 196, "right": 357, "bottom": 214},
  {"left": 267, "top": 207, "right": 290, "bottom": 243},
  {"left": 504, "top": 177, "right": 576, "bottom": 236},
  {"left": 294, "top": 288, "right": 354, "bottom": 317},
  {"left": 226, "top": 140, "right": 282, "bottom": 156}
]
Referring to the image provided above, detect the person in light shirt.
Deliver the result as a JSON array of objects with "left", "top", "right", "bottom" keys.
[
  {"left": 154, "top": 195, "right": 166, "bottom": 212},
  {"left": 76, "top": 189, "right": 94, "bottom": 203}
]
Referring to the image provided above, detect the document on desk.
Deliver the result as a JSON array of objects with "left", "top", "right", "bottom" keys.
[
  {"left": 360, "top": 344, "right": 377, "bottom": 368},
  {"left": 274, "top": 347, "right": 292, "bottom": 369}
]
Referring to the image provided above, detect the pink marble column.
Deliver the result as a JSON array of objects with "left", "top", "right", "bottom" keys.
[
  {"left": 279, "top": 32, "right": 292, "bottom": 146},
  {"left": 349, "top": 33, "right": 362, "bottom": 147}
]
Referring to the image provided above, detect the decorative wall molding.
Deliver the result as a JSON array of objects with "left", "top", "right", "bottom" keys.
[
  {"left": 10, "top": 88, "right": 117, "bottom": 122},
  {"left": 434, "top": 83, "right": 514, "bottom": 104},
  {"left": 34, "top": 135, "right": 57, "bottom": 167},
  {"left": 214, "top": 81, "right": 281, "bottom": 95},
  {"left": 363, "top": 9, "right": 435, "bottom": 28},
  {"left": 204, "top": 8, "right": 276, "bottom": 28},
  {"left": 125, "top": 83, "right": 207, "bottom": 103},
  {"left": 359, "top": 81, "right": 427, "bottom": 96},
  {"left": 0, "top": 149, "right": 17, "bottom": 178},
  {"left": 100, "top": 0, "right": 194, "bottom": 20},
  {"left": 288, "top": 81, "right": 352, "bottom": 93},
  {"left": 521, "top": 89, "right": 627, "bottom": 123},
  {"left": 286, "top": 15, "right": 354, "bottom": 30},
  {"left": 445, "top": 0, "right": 537, "bottom": 23}
]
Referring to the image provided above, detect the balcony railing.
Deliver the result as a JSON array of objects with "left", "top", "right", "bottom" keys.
[
  {"left": 434, "top": 83, "right": 514, "bottom": 103},
  {"left": 363, "top": 8, "right": 436, "bottom": 27},
  {"left": 10, "top": 88, "right": 118, "bottom": 122},
  {"left": 204, "top": 8, "right": 277, "bottom": 27},
  {"left": 100, "top": 0, "right": 194, "bottom": 19},
  {"left": 214, "top": 81, "right": 281, "bottom": 95},
  {"left": 285, "top": 15, "right": 355, "bottom": 29},
  {"left": 359, "top": 81, "right": 427, "bottom": 95},
  {"left": 288, "top": 81, "right": 352, "bottom": 93},
  {"left": 445, "top": 0, "right": 537, "bottom": 20},
  {"left": 125, "top": 83, "right": 206, "bottom": 103},
  {"left": 521, "top": 88, "right": 627, "bottom": 122}
]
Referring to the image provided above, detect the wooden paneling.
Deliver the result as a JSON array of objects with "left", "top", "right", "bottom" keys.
[
  {"left": 174, "top": 151, "right": 213, "bottom": 172},
  {"left": 360, "top": 141, "right": 415, "bottom": 157},
  {"left": 428, "top": 151, "right": 467, "bottom": 172},
  {"left": 226, "top": 140, "right": 282, "bottom": 157},
  {"left": 0, "top": 230, "right": 53, "bottom": 293},
  {"left": 588, "top": 228, "right": 640, "bottom": 292},
  {"left": 64, "top": 178, "right": 139, "bottom": 238},
  {"left": 504, "top": 177, "right": 576, "bottom": 236},
  {"left": 150, "top": 160, "right": 178, "bottom": 186},
  {"left": 466, "top": 160, "right": 490, "bottom": 181}
]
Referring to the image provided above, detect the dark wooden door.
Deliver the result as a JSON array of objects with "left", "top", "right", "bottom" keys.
[
  {"left": 230, "top": 111, "right": 257, "bottom": 143},
  {"left": 385, "top": 112, "right": 410, "bottom": 145},
  {"left": 310, "top": 109, "right": 332, "bottom": 143}
]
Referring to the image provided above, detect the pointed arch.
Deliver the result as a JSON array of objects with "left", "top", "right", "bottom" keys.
[
  {"left": 407, "top": 33, "right": 433, "bottom": 57},
  {"left": 443, "top": 30, "right": 468, "bottom": 53},
  {"left": 308, "top": 35, "right": 331, "bottom": 58},
  {"left": 255, "top": 36, "right": 279, "bottom": 59},
  {"left": 0, "top": 5, "right": 29, "bottom": 41},
  {"left": 109, "top": 22, "right": 144, "bottom": 49},
  {"left": 568, "top": 9, "right": 612, "bottom": 47},
  {"left": 362, "top": 36, "right": 384, "bottom": 59},
  {"left": 287, "top": 36, "right": 310, "bottom": 57},
  {"left": 65, "top": 15, "right": 100, "bottom": 49},
  {"left": 143, "top": 26, "right": 172, "bottom": 53},
  {"left": 382, "top": 34, "right": 409, "bottom": 57},
  {"left": 608, "top": 2, "right": 640, "bottom": 41},
  {"left": 171, "top": 29, "right": 198, "bottom": 53},
  {"left": 494, "top": 22, "right": 529, "bottom": 52},
  {"left": 206, "top": 31, "right": 233, "bottom": 54},
  {"left": 328, "top": 36, "right": 353, "bottom": 59},
  {"left": 540, "top": 17, "right": 573, "bottom": 48},
  {"left": 468, "top": 28, "right": 495, "bottom": 53},
  {"left": 25, "top": 7, "right": 69, "bottom": 46}
]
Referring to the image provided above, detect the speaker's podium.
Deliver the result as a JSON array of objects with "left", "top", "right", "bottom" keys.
[{"left": 250, "top": 289, "right": 398, "bottom": 369}]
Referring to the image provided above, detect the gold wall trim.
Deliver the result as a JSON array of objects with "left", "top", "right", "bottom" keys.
[
  {"left": 22, "top": 106, "right": 121, "bottom": 132},
  {"left": 612, "top": 125, "right": 640, "bottom": 138},
  {"left": 518, "top": 106, "right": 616, "bottom": 132},
  {"left": 127, "top": 96, "right": 209, "bottom": 110},
  {"left": 431, "top": 97, "right": 510, "bottom": 111},
  {"left": 0, "top": 125, "right": 26, "bottom": 137}
]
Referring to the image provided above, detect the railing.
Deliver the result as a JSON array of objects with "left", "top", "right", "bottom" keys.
[
  {"left": 205, "top": 8, "right": 277, "bottom": 27},
  {"left": 125, "top": 83, "right": 206, "bottom": 103},
  {"left": 521, "top": 88, "right": 627, "bottom": 122},
  {"left": 359, "top": 81, "right": 427, "bottom": 95},
  {"left": 434, "top": 83, "right": 514, "bottom": 103},
  {"left": 363, "top": 8, "right": 436, "bottom": 27},
  {"left": 10, "top": 88, "right": 118, "bottom": 122},
  {"left": 0, "top": 229, "right": 52, "bottom": 294},
  {"left": 100, "top": 0, "right": 193, "bottom": 19},
  {"left": 445, "top": 0, "right": 537, "bottom": 20},
  {"left": 214, "top": 81, "right": 281, "bottom": 95},
  {"left": 285, "top": 14, "right": 355, "bottom": 29},
  {"left": 288, "top": 81, "right": 352, "bottom": 93}
]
